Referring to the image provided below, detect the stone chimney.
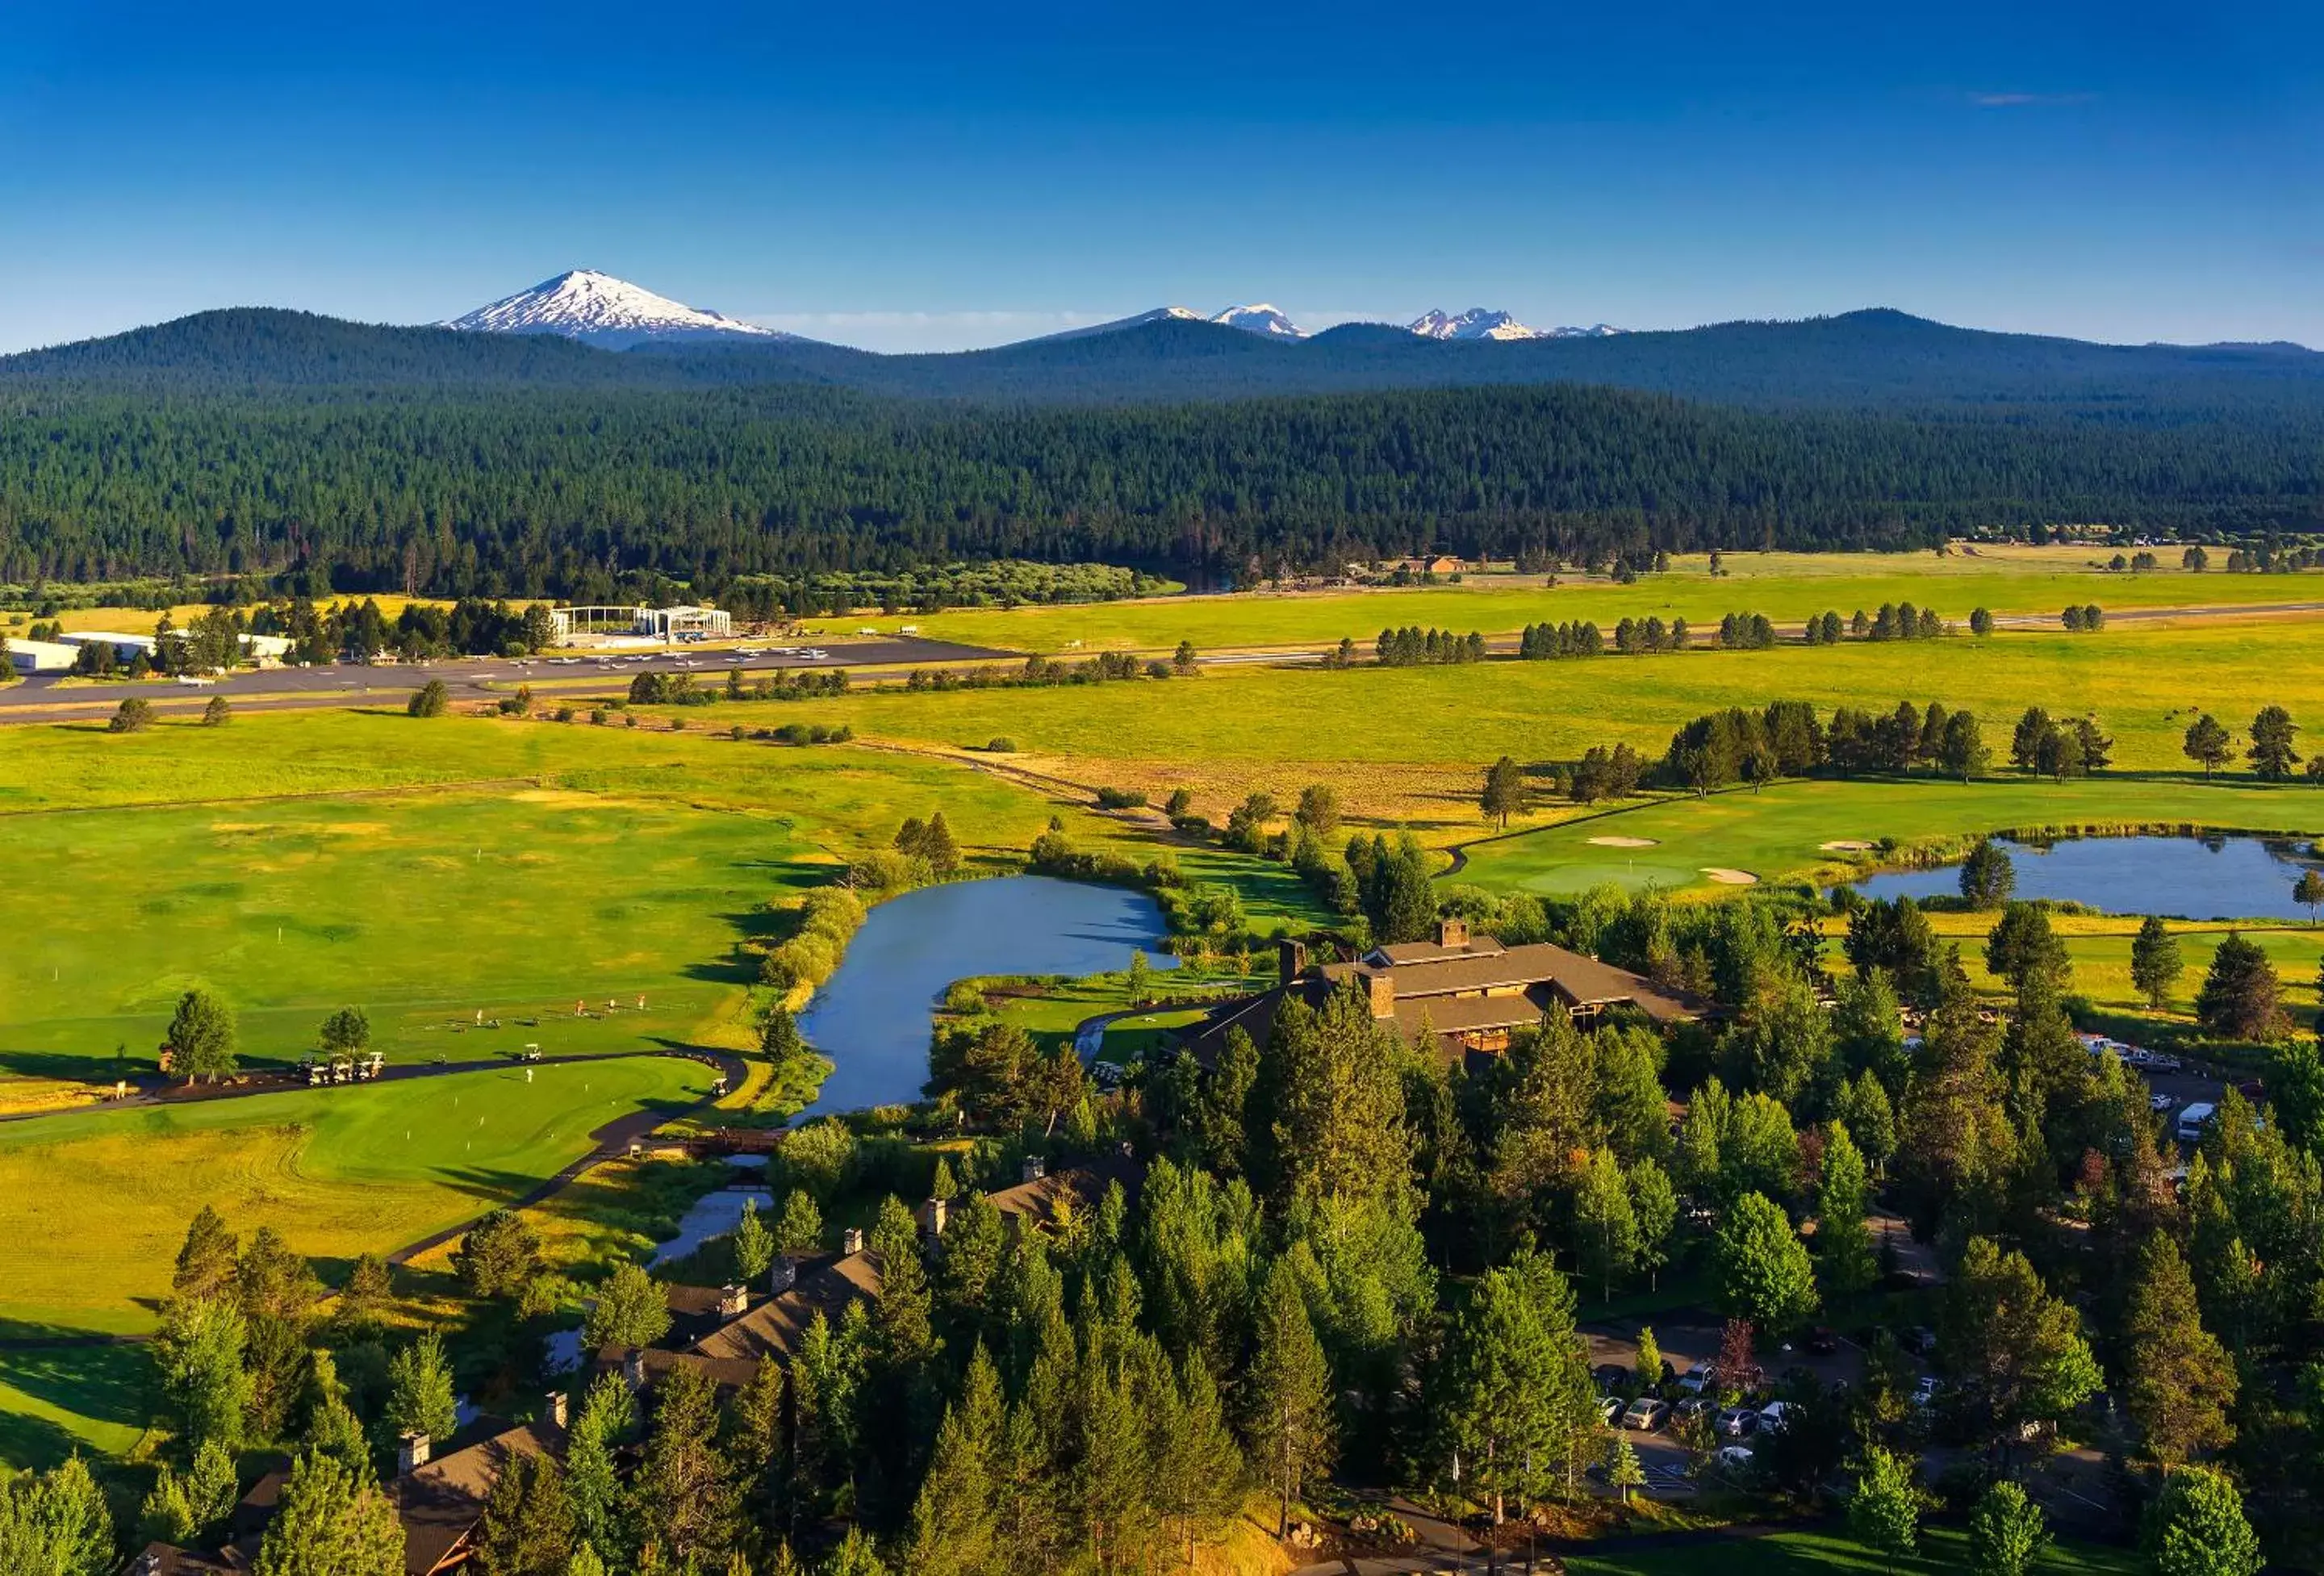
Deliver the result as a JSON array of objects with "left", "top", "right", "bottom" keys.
[
  {"left": 623, "top": 1348, "right": 648, "bottom": 1392},
  {"left": 1364, "top": 969, "right": 1397, "bottom": 1021},
  {"left": 917, "top": 1196, "right": 948, "bottom": 1238},
  {"left": 1021, "top": 1155, "right": 1046, "bottom": 1185},
  {"left": 397, "top": 1431, "right": 432, "bottom": 1476},
  {"left": 769, "top": 1255, "right": 798, "bottom": 1294},
  {"left": 1278, "top": 937, "right": 1308, "bottom": 983},
  {"left": 1436, "top": 917, "right": 1469, "bottom": 950},
  {"left": 718, "top": 1283, "right": 748, "bottom": 1319},
  {"left": 842, "top": 1226, "right": 866, "bottom": 1255},
  {"left": 544, "top": 1391, "right": 569, "bottom": 1429}
]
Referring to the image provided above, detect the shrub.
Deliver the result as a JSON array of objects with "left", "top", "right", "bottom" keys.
[
  {"left": 109, "top": 697, "right": 155, "bottom": 734},
  {"left": 985, "top": 737, "right": 1018, "bottom": 753},
  {"left": 1095, "top": 787, "right": 1148, "bottom": 810},
  {"left": 407, "top": 679, "right": 449, "bottom": 717}
]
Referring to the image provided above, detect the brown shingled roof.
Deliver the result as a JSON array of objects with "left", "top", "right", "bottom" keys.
[
  {"left": 689, "top": 1250, "right": 885, "bottom": 1365},
  {"left": 387, "top": 1419, "right": 562, "bottom": 1576}
]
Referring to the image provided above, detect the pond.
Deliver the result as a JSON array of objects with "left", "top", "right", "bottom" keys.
[
  {"left": 795, "top": 875, "right": 1178, "bottom": 1119},
  {"left": 1850, "top": 834, "right": 2324, "bottom": 922}
]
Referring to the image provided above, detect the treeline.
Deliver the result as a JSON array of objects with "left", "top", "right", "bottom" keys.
[
  {"left": 4, "top": 378, "right": 2323, "bottom": 595},
  {"left": 1654, "top": 699, "right": 1995, "bottom": 795}
]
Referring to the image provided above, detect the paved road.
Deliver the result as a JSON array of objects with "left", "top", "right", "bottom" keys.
[{"left": 0, "top": 634, "right": 1013, "bottom": 720}]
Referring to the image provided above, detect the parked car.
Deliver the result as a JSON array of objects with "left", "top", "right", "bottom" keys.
[
  {"left": 1594, "top": 1362, "right": 1633, "bottom": 1392},
  {"left": 2151, "top": 1092, "right": 2176, "bottom": 1113},
  {"left": 1674, "top": 1397, "right": 1717, "bottom": 1427},
  {"left": 1622, "top": 1398, "right": 1670, "bottom": 1432},
  {"left": 2146, "top": 1052, "right": 2183, "bottom": 1073},
  {"left": 1596, "top": 1395, "right": 1624, "bottom": 1427},
  {"left": 1714, "top": 1445, "right": 1757, "bottom": 1472},
  {"left": 1678, "top": 1362, "right": 1716, "bottom": 1396},
  {"left": 1754, "top": 1400, "right": 1795, "bottom": 1433},
  {"left": 1715, "top": 1407, "right": 1759, "bottom": 1439},
  {"left": 1911, "top": 1376, "right": 1943, "bottom": 1410}
]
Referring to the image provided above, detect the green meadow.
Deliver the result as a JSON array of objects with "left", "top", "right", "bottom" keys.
[
  {"left": 904, "top": 546, "right": 2313, "bottom": 653},
  {"left": 0, "top": 1056, "right": 711, "bottom": 1465}
]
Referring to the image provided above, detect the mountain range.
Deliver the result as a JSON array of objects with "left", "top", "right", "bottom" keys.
[
  {"left": 5, "top": 271, "right": 2319, "bottom": 414},
  {"left": 432, "top": 271, "right": 1621, "bottom": 349}
]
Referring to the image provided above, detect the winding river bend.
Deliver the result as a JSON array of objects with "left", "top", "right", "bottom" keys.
[{"left": 795, "top": 876, "right": 1177, "bottom": 1118}]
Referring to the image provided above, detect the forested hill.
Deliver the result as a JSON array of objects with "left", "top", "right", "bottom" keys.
[
  {"left": 3, "top": 378, "right": 2318, "bottom": 597},
  {"left": 6, "top": 305, "right": 2322, "bottom": 412}
]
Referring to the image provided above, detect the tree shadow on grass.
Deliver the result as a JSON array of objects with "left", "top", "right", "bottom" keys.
[{"left": 0, "top": 1326, "right": 156, "bottom": 1447}]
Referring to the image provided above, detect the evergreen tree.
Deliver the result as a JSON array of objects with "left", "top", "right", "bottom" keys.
[
  {"left": 1244, "top": 1260, "right": 1335, "bottom": 1537},
  {"left": 565, "top": 1374, "right": 637, "bottom": 1561},
  {"left": 905, "top": 1345, "right": 1003, "bottom": 1576},
  {"left": 474, "top": 1453, "right": 577, "bottom": 1576},
  {"left": 253, "top": 1452, "right": 405, "bottom": 1576},
  {"left": 732, "top": 1198, "right": 777, "bottom": 1285},
  {"left": 1627, "top": 1158, "right": 1678, "bottom": 1291},
  {"left": 2121, "top": 1234, "right": 2238, "bottom": 1468},
  {"left": 1574, "top": 1148, "right": 1640, "bottom": 1302},
  {"left": 2247, "top": 705, "right": 2301, "bottom": 780},
  {"left": 775, "top": 1189, "right": 825, "bottom": 1255},
  {"left": 1269, "top": 985, "right": 1411, "bottom": 1210},
  {"left": 637, "top": 1364, "right": 737, "bottom": 1567},
  {"left": 384, "top": 1331, "right": 460, "bottom": 1448},
  {"left": 2183, "top": 713, "right": 2232, "bottom": 779},
  {"left": 302, "top": 1350, "right": 370, "bottom": 1475},
  {"left": 920, "top": 812, "right": 961, "bottom": 877},
  {"left": 822, "top": 1528, "right": 890, "bottom": 1576},
  {"left": 173, "top": 1205, "right": 240, "bottom": 1301},
  {"left": 1968, "top": 1480, "right": 2049, "bottom": 1576},
  {"left": 1479, "top": 756, "right": 1527, "bottom": 829},
  {"left": 2131, "top": 915, "right": 2184, "bottom": 1010},
  {"left": 1958, "top": 838, "right": 2014, "bottom": 909},
  {"left": 1437, "top": 1249, "right": 1592, "bottom": 1521},
  {"left": 1985, "top": 902, "right": 2071, "bottom": 994},
  {"left": 1152, "top": 1353, "right": 1244, "bottom": 1568},
  {"left": 1937, "top": 1238, "right": 2102, "bottom": 1455},
  {"left": 155, "top": 1294, "right": 255, "bottom": 1453},
  {"left": 2195, "top": 931, "right": 2288, "bottom": 1041},
  {"left": 1607, "top": 1432, "right": 1646, "bottom": 1503}
]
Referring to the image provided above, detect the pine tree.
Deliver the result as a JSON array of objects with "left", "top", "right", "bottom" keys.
[
  {"left": 2183, "top": 713, "right": 2232, "bottom": 779},
  {"left": 473, "top": 1453, "right": 576, "bottom": 1576},
  {"left": 2131, "top": 916, "right": 2184, "bottom": 1010},
  {"left": 565, "top": 1374, "right": 637, "bottom": 1561},
  {"left": 1607, "top": 1432, "right": 1646, "bottom": 1503},
  {"left": 1436, "top": 1249, "right": 1591, "bottom": 1520},
  {"left": 2122, "top": 1234, "right": 2237, "bottom": 1467},
  {"left": 2247, "top": 705, "right": 2301, "bottom": 780},
  {"left": 253, "top": 1452, "right": 405, "bottom": 1576},
  {"left": 920, "top": 811, "right": 960, "bottom": 877},
  {"left": 638, "top": 1365, "right": 737, "bottom": 1567},
  {"left": 775, "top": 1189, "right": 825, "bottom": 1254},
  {"left": 1244, "top": 1260, "right": 1335, "bottom": 1536},
  {"left": 905, "top": 1344, "right": 1003, "bottom": 1576},
  {"left": 1479, "top": 755, "right": 1527, "bottom": 829},
  {"left": 2195, "top": 930, "right": 2287, "bottom": 1041},
  {"left": 384, "top": 1331, "right": 459, "bottom": 1447},
  {"left": 1152, "top": 1353, "right": 1244, "bottom": 1566},
  {"left": 173, "top": 1205, "right": 240, "bottom": 1301},
  {"left": 732, "top": 1198, "right": 776, "bottom": 1284},
  {"left": 302, "top": 1350, "right": 370, "bottom": 1475}
]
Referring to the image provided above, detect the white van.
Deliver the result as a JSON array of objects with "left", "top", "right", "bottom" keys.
[{"left": 2176, "top": 1102, "right": 2216, "bottom": 1144}]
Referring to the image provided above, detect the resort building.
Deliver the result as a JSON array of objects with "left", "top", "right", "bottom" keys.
[{"left": 1179, "top": 918, "right": 1703, "bottom": 1064}]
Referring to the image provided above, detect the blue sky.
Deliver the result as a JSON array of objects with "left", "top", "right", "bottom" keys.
[{"left": 2, "top": 0, "right": 2317, "bottom": 353}]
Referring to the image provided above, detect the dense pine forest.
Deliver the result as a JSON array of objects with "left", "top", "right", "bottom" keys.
[
  {"left": 2, "top": 307, "right": 2320, "bottom": 596},
  {"left": 2, "top": 383, "right": 2319, "bottom": 596}
]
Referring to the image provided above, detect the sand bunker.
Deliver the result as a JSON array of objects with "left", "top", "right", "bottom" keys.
[
  {"left": 1586, "top": 835, "right": 1660, "bottom": 848},
  {"left": 1820, "top": 839, "right": 1875, "bottom": 852},
  {"left": 1700, "top": 867, "right": 1759, "bottom": 885}
]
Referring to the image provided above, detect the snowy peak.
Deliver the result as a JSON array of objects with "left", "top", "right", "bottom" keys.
[
  {"left": 1407, "top": 307, "right": 1624, "bottom": 341},
  {"left": 1210, "top": 303, "right": 1306, "bottom": 339},
  {"left": 1033, "top": 306, "right": 1209, "bottom": 342},
  {"left": 442, "top": 270, "right": 790, "bottom": 349}
]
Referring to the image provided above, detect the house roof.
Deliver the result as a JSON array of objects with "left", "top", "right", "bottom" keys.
[
  {"left": 689, "top": 1249, "right": 885, "bottom": 1365},
  {"left": 387, "top": 1418, "right": 563, "bottom": 1576},
  {"left": 1179, "top": 936, "right": 1703, "bottom": 1064}
]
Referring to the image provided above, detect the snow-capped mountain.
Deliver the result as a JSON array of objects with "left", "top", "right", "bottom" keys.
[
  {"left": 1408, "top": 308, "right": 1624, "bottom": 341},
  {"left": 1032, "top": 306, "right": 1209, "bottom": 342},
  {"left": 1210, "top": 304, "right": 1305, "bottom": 339},
  {"left": 441, "top": 270, "right": 794, "bottom": 349}
]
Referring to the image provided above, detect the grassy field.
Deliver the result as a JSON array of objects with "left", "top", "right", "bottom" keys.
[
  {"left": 902, "top": 546, "right": 2318, "bottom": 654},
  {"left": 0, "top": 1055, "right": 713, "bottom": 1333},
  {"left": 1565, "top": 1525, "right": 2138, "bottom": 1576},
  {"left": 629, "top": 617, "right": 2324, "bottom": 852},
  {"left": 0, "top": 709, "right": 1186, "bottom": 1096},
  {"left": 1457, "top": 777, "right": 2324, "bottom": 896}
]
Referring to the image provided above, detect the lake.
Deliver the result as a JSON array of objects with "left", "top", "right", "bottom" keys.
[
  {"left": 1851, "top": 834, "right": 2324, "bottom": 922},
  {"left": 795, "top": 875, "right": 1178, "bottom": 1118}
]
